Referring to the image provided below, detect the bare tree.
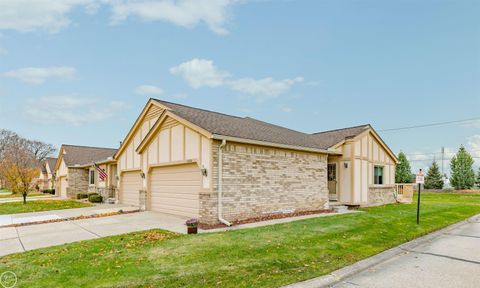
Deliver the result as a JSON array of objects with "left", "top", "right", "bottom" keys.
[{"left": 26, "top": 140, "right": 56, "bottom": 162}]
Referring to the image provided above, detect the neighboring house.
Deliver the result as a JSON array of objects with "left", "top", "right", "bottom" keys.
[
  {"left": 54, "top": 145, "right": 118, "bottom": 198},
  {"left": 115, "top": 99, "right": 398, "bottom": 225},
  {"left": 35, "top": 157, "right": 56, "bottom": 191}
]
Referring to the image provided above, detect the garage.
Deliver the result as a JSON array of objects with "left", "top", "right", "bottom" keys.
[
  {"left": 149, "top": 163, "right": 201, "bottom": 217},
  {"left": 57, "top": 176, "right": 67, "bottom": 198},
  {"left": 120, "top": 171, "right": 142, "bottom": 206}
]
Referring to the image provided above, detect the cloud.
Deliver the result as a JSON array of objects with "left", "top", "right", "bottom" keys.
[
  {"left": 170, "top": 58, "right": 304, "bottom": 101},
  {"left": 109, "top": 0, "right": 237, "bottom": 35},
  {"left": 281, "top": 106, "right": 293, "bottom": 113},
  {"left": 24, "top": 96, "right": 126, "bottom": 126},
  {"left": 229, "top": 77, "right": 304, "bottom": 100},
  {"left": 467, "top": 135, "right": 480, "bottom": 158},
  {"left": 134, "top": 84, "right": 164, "bottom": 95},
  {"left": 0, "top": 0, "right": 237, "bottom": 35},
  {"left": 3, "top": 66, "right": 76, "bottom": 84},
  {"left": 0, "top": 0, "right": 95, "bottom": 33},
  {"left": 170, "top": 58, "right": 229, "bottom": 88}
]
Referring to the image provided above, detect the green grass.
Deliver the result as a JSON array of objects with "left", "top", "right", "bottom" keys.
[
  {"left": 1, "top": 192, "right": 479, "bottom": 288},
  {"left": 0, "top": 192, "right": 47, "bottom": 199},
  {"left": 0, "top": 200, "right": 93, "bottom": 215}
]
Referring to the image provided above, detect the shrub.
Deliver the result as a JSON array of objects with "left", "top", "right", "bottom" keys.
[
  {"left": 88, "top": 193, "right": 103, "bottom": 203},
  {"left": 76, "top": 192, "right": 89, "bottom": 200},
  {"left": 43, "top": 189, "right": 55, "bottom": 194}
]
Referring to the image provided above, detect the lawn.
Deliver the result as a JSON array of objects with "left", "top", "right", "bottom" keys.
[
  {"left": 0, "top": 192, "right": 47, "bottom": 199},
  {"left": 1, "top": 192, "right": 479, "bottom": 288},
  {"left": 0, "top": 200, "right": 93, "bottom": 215}
]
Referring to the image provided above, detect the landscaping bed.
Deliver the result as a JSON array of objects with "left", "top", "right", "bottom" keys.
[
  {"left": 199, "top": 209, "right": 333, "bottom": 229},
  {"left": 0, "top": 200, "right": 93, "bottom": 215},
  {"left": 0, "top": 192, "right": 479, "bottom": 288}
]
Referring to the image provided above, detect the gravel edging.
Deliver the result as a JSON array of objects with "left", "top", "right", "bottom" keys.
[{"left": 281, "top": 213, "right": 480, "bottom": 288}]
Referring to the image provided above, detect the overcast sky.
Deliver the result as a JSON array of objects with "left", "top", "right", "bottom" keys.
[{"left": 0, "top": 0, "right": 479, "bottom": 175}]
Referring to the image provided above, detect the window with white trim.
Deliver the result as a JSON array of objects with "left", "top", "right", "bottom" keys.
[
  {"left": 374, "top": 166, "right": 384, "bottom": 185},
  {"left": 89, "top": 170, "right": 95, "bottom": 185}
]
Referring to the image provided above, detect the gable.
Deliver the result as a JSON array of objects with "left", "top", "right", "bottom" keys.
[{"left": 117, "top": 102, "right": 166, "bottom": 172}]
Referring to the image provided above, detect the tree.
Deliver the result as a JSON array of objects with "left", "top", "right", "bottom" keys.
[
  {"left": 395, "top": 152, "right": 412, "bottom": 183},
  {"left": 450, "top": 146, "right": 476, "bottom": 190},
  {"left": 0, "top": 139, "right": 40, "bottom": 204},
  {"left": 26, "top": 140, "right": 56, "bottom": 162},
  {"left": 475, "top": 168, "right": 480, "bottom": 189},
  {"left": 424, "top": 161, "right": 444, "bottom": 189}
]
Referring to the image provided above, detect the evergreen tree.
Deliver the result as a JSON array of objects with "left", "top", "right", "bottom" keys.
[
  {"left": 395, "top": 152, "right": 412, "bottom": 183},
  {"left": 450, "top": 146, "right": 475, "bottom": 190},
  {"left": 475, "top": 168, "right": 480, "bottom": 189},
  {"left": 424, "top": 161, "right": 444, "bottom": 189}
]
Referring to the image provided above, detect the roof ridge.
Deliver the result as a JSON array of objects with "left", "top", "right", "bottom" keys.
[
  {"left": 312, "top": 124, "right": 371, "bottom": 135},
  {"left": 153, "top": 98, "right": 246, "bottom": 120},
  {"left": 62, "top": 144, "right": 118, "bottom": 150},
  {"left": 244, "top": 117, "right": 311, "bottom": 136}
]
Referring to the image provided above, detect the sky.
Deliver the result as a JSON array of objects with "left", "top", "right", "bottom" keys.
[{"left": 0, "top": 0, "right": 479, "bottom": 175}]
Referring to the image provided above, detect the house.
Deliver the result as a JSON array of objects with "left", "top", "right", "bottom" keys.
[
  {"left": 114, "top": 99, "right": 398, "bottom": 225},
  {"left": 54, "top": 145, "right": 117, "bottom": 198},
  {"left": 36, "top": 157, "right": 57, "bottom": 191}
]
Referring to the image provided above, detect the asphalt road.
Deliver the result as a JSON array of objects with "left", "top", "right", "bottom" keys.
[{"left": 332, "top": 214, "right": 480, "bottom": 288}]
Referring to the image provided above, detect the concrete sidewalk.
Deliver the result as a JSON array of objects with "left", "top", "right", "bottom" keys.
[
  {"left": 284, "top": 213, "right": 480, "bottom": 288},
  {"left": 0, "top": 211, "right": 189, "bottom": 257},
  {"left": 0, "top": 204, "right": 139, "bottom": 227}
]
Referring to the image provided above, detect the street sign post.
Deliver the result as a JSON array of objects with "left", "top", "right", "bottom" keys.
[{"left": 415, "top": 169, "right": 425, "bottom": 224}]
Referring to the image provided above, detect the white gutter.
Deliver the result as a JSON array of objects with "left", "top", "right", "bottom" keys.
[
  {"left": 212, "top": 134, "right": 342, "bottom": 155},
  {"left": 218, "top": 139, "right": 232, "bottom": 226}
]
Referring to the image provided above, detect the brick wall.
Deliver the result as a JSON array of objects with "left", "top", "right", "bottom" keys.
[
  {"left": 367, "top": 185, "right": 396, "bottom": 206},
  {"left": 66, "top": 168, "right": 89, "bottom": 198},
  {"left": 200, "top": 141, "right": 329, "bottom": 224}
]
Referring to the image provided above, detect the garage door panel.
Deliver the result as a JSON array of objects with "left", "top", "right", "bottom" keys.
[
  {"left": 121, "top": 172, "right": 142, "bottom": 206},
  {"left": 149, "top": 164, "right": 201, "bottom": 217}
]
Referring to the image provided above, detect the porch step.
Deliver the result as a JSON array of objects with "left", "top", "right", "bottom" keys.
[{"left": 332, "top": 205, "right": 349, "bottom": 213}]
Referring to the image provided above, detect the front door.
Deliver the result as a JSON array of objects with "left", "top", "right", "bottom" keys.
[{"left": 328, "top": 163, "right": 337, "bottom": 200}]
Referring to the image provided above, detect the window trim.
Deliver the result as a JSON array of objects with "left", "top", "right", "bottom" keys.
[
  {"left": 89, "top": 169, "right": 95, "bottom": 186},
  {"left": 374, "top": 165, "right": 384, "bottom": 185}
]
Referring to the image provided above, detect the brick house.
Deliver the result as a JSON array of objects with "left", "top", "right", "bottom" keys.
[
  {"left": 54, "top": 145, "right": 117, "bottom": 198},
  {"left": 115, "top": 99, "right": 398, "bottom": 225}
]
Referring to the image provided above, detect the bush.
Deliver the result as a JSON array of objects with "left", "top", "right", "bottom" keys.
[
  {"left": 76, "top": 192, "right": 89, "bottom": 200},
  {"left": 43, "top": 189, "right": 55, "bottom": 194},
  {"left": 88, "top": 193, "right": 103, "bottom": 203}
]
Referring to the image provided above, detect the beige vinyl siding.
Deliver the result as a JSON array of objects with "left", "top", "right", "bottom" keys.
[
  {"left": 120, "top": 171, "right": 142, "bottom": 206},
  {"left": 145, "top": 116, "right": 211, "bottom": 189},
  {"left": 149, "top": 163, "right": 201, "bottom": 217}
]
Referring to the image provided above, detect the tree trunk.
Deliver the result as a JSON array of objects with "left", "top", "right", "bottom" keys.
[{"left": 23, "top": 192, "right": 27, "bottom": 204}]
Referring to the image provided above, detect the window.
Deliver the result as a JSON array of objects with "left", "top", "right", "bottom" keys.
[
  {"left": 374, "top": 166, "right": 384, "bottom": 185},
  {"left": 89, "top": 170, "right": 95, "bottom": 185}
]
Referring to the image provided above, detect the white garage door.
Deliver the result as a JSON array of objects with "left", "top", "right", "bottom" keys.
[
  {"left": 58, "top": 176, "right": 67, "bottom": 198},
  {"left": 149, "top": 163, "right": 201, "bottom": 217},
  {"left": 120, "top": 171, "right": 142, "bottom": 206}
]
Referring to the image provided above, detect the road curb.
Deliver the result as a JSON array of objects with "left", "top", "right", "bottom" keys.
[{"left": 281, "top": 213, "right": 480, "bottom": 288}]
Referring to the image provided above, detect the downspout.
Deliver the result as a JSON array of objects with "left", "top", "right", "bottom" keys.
[{"left": 218, "top": 139, "right": 232, "bottom": 226}]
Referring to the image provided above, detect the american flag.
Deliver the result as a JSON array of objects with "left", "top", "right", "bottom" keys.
[{"left": 95, "top": 164, "right": 108, "bottom": 181}]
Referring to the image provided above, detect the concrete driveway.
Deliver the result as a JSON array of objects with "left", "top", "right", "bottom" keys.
[
  {"left": 331, "top": 215, "right": 480, "bottom": 288},
  {"left": 0, "top": 211, "right": 189, "bottom": 257}
]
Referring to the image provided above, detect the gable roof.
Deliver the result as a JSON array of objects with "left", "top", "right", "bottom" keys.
[
  {"left": 311, "top": 124, "right": 371, "bottom": 149},
  {"left": 60, "top": 145, "right": 117, "bottom": 167},
  {"left": 153, "top": 99, "right": 334, "bottom": 152},
  {"left": 45, "top": 157, "right": 57, "bottom": 171}
]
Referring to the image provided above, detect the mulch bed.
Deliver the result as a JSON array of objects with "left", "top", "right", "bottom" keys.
[
  {"left": 3, "top": 209, "right": 140, "bottom": 228},
  {"left": 199, "top": 209, "right": 333, "bottom": 230}
]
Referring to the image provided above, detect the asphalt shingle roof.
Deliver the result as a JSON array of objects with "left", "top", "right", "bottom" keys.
[
  {"left": 153, "top": 99, "right": 370, "bottom": 151},
  {"left": 45, "top": 157, "right": 57, "bottom": 171},
  {"left": 311, "top": 125, "right": 371, "bottom": 149},
  {"left": 61, "top": 145, "right": 117, "bottom": 167}
]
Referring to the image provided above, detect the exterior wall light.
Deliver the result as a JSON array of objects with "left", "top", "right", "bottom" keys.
[
  {"left": 344, "top": 163, "right": 349, "bottom": 169},
  {"left": 140, "top": 172, "right": 145, "bottom": 179},
  {"left": 201, "top": 168, "right": 208, "bottom": 177}
]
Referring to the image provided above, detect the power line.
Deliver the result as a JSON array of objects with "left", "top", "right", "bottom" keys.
[{"left": 378, "top": 117, "right": 480, "bottom": 132}]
